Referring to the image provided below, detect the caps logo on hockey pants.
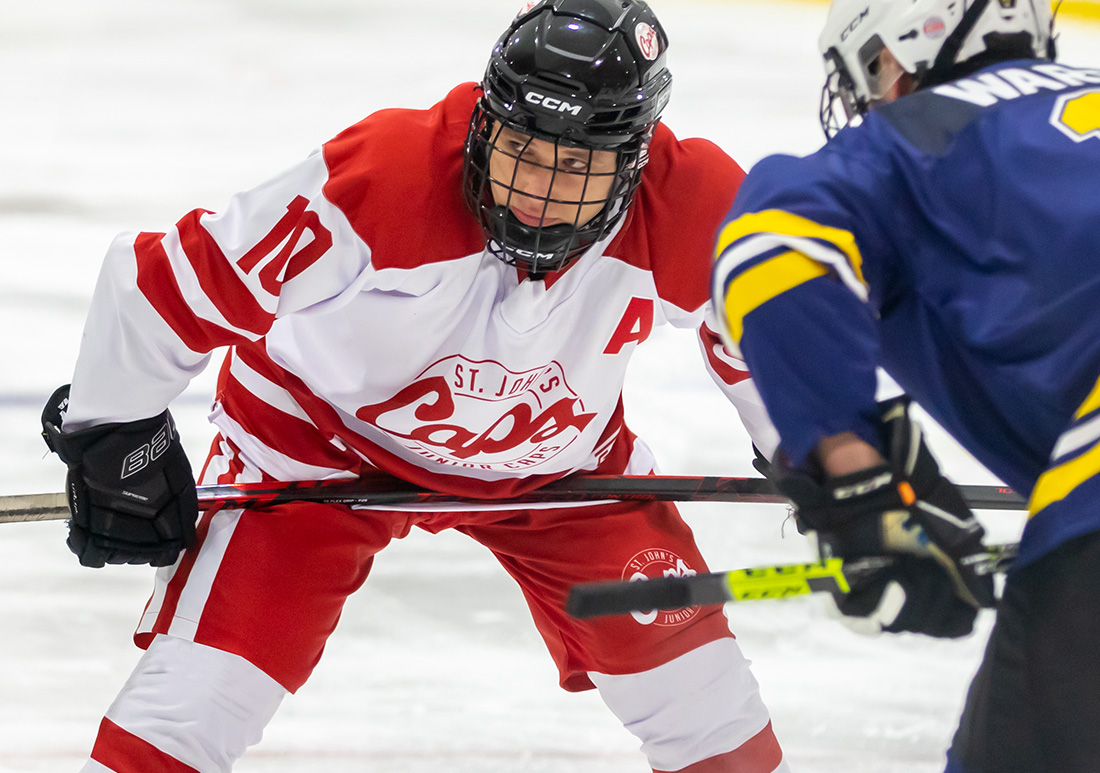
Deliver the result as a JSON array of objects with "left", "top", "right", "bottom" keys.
[{"left": 623, "top": 548, "right": 701, "bottom": 626}]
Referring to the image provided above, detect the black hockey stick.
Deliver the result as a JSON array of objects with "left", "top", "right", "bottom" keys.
[
  {"left": 0, "top": 474, "right": 1025, "bottom": 525},
  {"left": 566, "top": 542, "right": 1019, "bottom": 619}
]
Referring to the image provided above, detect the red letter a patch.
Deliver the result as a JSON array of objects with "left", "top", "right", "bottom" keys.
[{"left": 603, "top": 297, "right": 654, "bottom": 355}]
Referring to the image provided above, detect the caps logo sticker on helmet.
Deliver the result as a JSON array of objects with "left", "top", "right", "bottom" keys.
[
  {"left": 923, "top": 16, "right": 947, "bottom": 38},
  {"left": 635, "top": 22, "right": 660, "bottom": 61},
  {"left": 517, "top": 0, "right": 541, "bottom": 18}
]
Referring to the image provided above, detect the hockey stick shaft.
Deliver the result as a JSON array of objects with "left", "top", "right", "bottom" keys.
[
  {"left": 0, "top": 474, "right": 1025, "bottom": 525},
  {"left": 565, "top": 542, "right": 1019, "bottom": 619}
]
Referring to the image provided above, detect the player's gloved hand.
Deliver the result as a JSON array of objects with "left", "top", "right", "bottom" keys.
[
  {"left": 40, "top": 384, "right": 198, "bottom": 568},
  {"left": 764, "top": 398, "right": 996, "bottom": 638}
]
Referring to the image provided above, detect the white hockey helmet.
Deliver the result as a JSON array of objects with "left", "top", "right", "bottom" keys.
[{"left": 818, "top": 0, "right": 1055, "bottom": 136}]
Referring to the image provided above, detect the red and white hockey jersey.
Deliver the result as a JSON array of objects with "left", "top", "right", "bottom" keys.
[{"left": 65, "top": 83, "right": 776, "bottom": 498}]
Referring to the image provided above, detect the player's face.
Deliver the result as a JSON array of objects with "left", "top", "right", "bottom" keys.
[{"left": 487, "top": 125, "right": 619, "bottom": 228}]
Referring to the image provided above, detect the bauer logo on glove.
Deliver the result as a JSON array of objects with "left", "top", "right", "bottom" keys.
[
  {"left": 119, "top": 422, "right": 173, "bottom": 480},
  {"left": 41, "top": 384, "right": 199, "bottom": 568}
]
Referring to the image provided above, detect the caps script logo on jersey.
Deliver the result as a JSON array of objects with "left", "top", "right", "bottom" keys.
[{"left": 356, "top": 355, "right": 597, "bottom": 470}]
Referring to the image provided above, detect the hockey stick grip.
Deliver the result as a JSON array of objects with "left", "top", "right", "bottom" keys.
[{"left": 566, "top": 546, "right": 1016, "bottom": 619}]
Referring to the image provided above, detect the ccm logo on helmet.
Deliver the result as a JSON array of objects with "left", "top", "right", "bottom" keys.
[
  {"left": 840, "top": 7, "right": 870, "bottom": 42},
  {"left": 525, "top": 90, "right": 585, "bottom": 116}
]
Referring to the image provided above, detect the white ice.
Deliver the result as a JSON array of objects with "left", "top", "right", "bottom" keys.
[{"left": 1, "top": 1, "right": 1097, "bottom": 771}]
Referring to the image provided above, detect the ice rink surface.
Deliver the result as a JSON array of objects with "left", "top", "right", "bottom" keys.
[{"left": 1, "top": 1, "right": 1097, "bottom": 770}]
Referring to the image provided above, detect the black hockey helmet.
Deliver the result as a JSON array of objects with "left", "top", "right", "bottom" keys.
[{"left": 463, "top": 0, "right": 672, "bottom": 274}]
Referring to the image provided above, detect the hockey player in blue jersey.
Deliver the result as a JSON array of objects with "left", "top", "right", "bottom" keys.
[{"left": 711, "top": 0, "right": 1100, "bottom": 770}]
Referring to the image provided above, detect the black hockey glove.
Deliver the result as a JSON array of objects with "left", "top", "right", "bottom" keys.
[
  {"left": 765, "top": 398, "right": 996, "bottom": 638},
  {"left": 41, "top": 385, "right": 198, "bottom": 568}
]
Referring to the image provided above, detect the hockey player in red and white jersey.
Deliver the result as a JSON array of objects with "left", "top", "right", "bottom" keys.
[{"left": 40, "top": 1, "right": 789, "bottom": 771}]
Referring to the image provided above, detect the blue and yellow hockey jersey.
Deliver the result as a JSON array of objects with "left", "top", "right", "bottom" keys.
[{"left": 712, "top": 58, "right": 1100, "bottom": 568}]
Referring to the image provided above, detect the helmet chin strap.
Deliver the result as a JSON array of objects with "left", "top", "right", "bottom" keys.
[
  {"left": 490, "top": 181, "right": 625, "bottom": 275},
  {"left": 928, "top": 0, "right": 991, "bottom": 78}
]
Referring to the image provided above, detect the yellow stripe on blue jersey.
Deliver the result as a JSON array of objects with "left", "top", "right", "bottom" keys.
[
  {"left": 1029, "top": 375, "right": 1100, "bottom": 516},
  {"left": 1029, "top": 442, "right": 1100, "bottom": 517},
  {"left": 1073, "top": 372, "right": 1100, "bottom": 420},
  {"left": 714, "top": 209, "right": 867, "bottom": 288},
  {"left": 722, "top": 251, "right": 829, "bottom": 343}
]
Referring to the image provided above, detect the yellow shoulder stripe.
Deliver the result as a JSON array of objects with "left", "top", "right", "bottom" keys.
[
  {"left": 715, "top": 209, "right": 866, "bottom": 287},
  {"left": 1074, "top": 374, "right": 1100, "bottom": 420},
  {"left": 1029, "top": 440, "right": 1100, "bottom": 517},
  {"left": 1030, "top": 373, "right": 1100, "bottom": 516},
  {"left": 723, "top": 251, "right": 829, "bottom": 343}
]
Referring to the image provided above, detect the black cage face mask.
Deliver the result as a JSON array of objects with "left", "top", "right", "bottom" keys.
[{"left": 463, "top": 102, "right": 645, "bottom": 275}]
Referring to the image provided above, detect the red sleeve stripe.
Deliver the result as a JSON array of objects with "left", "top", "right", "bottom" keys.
[
  {"left": 235, "top": 343, "right": 352, "bottom": 432},
  {"left": 175, "top": 209, "right": 274, "bottom": 337},
  {"left": 135, "top": 232, "right": 246, "bottom": 354},
  {"left": 217, "top": 374, "right": 357, "bottom": 473},
  {"left": 227, "top": 350, "right": 317, "bottom": 425},
  {"left": 699, "top": 323, "right": 751, "bottom": 386}
]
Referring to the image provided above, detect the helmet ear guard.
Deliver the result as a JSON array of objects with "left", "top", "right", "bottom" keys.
[{"left": 463, "top": 0, "right": 671, "bottom": 274}]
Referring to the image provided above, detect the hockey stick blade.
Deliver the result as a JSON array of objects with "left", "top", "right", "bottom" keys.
[
  {"left": 0, "top": 475, "right": 1025, "bottom": 525},
  {"left": 566, "top": 543, "right": 1018, "bottom": 619}
]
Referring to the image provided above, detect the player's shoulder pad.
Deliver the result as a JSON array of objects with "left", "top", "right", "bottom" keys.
[
  {"left": 611, "top": 123, "right": 746, "bottom": 311},
  {"left": 728, "top": 147, "right": 857, "bottom": 225},
  {"left": 875, "top": 88, "right": 984, "bottom": 158},
  {"left": 644, "top": 123, "right": 745, "bottom": 189},
  {"left": 321, "top": 84, "right": 483, "bottom": 268}
]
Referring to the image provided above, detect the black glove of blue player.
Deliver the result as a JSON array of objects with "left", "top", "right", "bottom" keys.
[
  {"left": 41, "top": 385, "right": 198, "bottom": 568},
  {"left": 764, "top": 398, "right": 996, "bottom": 638}
]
